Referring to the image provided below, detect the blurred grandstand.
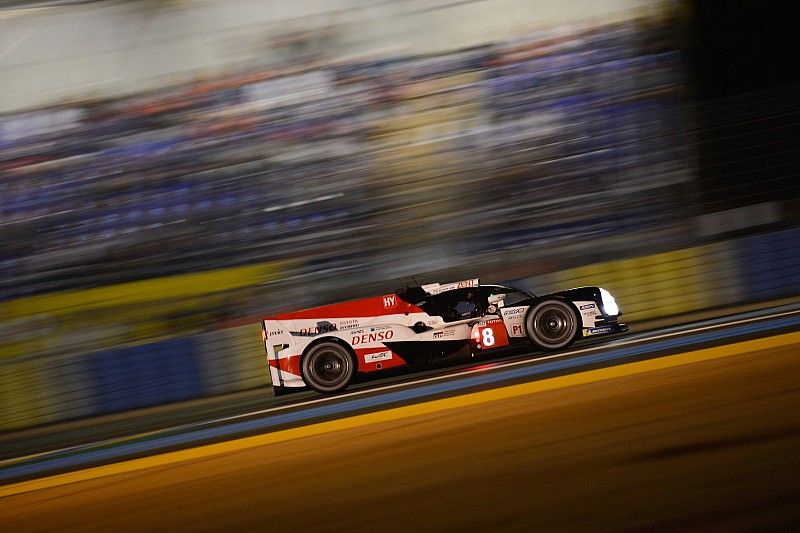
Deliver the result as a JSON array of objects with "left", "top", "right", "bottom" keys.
[
  {"left": 1, "top": 17, "right": 691, "bottom": 306},
  {"left": 0, "top": 2, "right": 798, "bottom": 430}
]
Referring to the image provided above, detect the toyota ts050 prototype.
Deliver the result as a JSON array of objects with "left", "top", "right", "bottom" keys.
[{"left": 261, "top": 279, "right": 627, "bottom": 393}]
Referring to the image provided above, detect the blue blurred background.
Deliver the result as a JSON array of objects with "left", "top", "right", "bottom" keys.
[{"left": 0, "top": 0, "right": 798, "bottom": 431}]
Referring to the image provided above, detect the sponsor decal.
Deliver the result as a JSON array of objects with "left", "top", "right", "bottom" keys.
[
  {"left": 579, "top": 303, "right": 596, "bottom": 310},
  {"left": 370, "top": 325, "right": 391, "bottom": 331},
  {"left": 267, "top": 329, "right": 284, "bottom": 336},
  {"left": 298, "top": 323, "right": 338, "bottom": 336},
  {"left": 351, "top": 330, "right": 394, "bottom": 345},
  {"left": 584, "top": 326, "right": 613, "bottom": 336},
  {"left": 364, "top": 350, "right": 392, "bottom": 363},
  {"left": 296, "top": 319, "right": 360, "bottom": 336},
  {"left": 383, "top": 295, "right": 397, "bottom": 309},
  {"left": 471, "top": 319, "right": 510, "bottom": 349},
  {"left": 421, "top": 279, "right": 478, "bottom": 295},
  {"left": 349, "top": 329, "right": 365, "bottom": 336},
  {"left": 503, "top": 307, "right": 526, "bottom": 316},
  {"left": 433, "top": 330, "right": 456, "bottom": 339}
]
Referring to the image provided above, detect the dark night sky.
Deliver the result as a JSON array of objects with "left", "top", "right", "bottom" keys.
[
  {"left": 685, "top": 2, "right": 800, "bottom": 214},
  {"left": 688, "top": 2, "right": 800, "bottom": 99}
]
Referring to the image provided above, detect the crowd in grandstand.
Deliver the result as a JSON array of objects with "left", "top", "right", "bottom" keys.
[{"left": 0, "top": 17, "right": 693, "bottom": 353}]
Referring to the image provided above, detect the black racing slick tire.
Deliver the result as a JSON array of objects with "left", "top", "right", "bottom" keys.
[
  {"left": 302, "top": 341, "right": 355, "bottom": 393},
  {"left": 525, "top": 299, "right": 579, "bottom": 351}
]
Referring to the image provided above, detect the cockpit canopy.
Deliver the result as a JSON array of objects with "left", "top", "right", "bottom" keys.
[{"left": 397, "top": 279, "right": 535, "bottom": 322}]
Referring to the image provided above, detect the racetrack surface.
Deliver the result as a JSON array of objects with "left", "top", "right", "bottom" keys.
[
  {"left": 2, "top": 335, "right": 799, "bottom": 530},
  {"left": 2, "top": 303, "right": 800, "bottom": 488},
  {"left": 3, "top": 302, "right": 799, "bottom": 474}
]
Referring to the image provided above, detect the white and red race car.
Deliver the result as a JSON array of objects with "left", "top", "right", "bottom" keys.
[{"left": 261, "top": 279, "right": 627, "bottom": 393}]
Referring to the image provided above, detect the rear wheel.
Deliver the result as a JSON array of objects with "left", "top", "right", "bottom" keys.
[
  {"left": 525, "top": 299, "right": 579, "bottom": 351},
  {"left": 302, "top": 341, "right": 355, "bottom": 393}
]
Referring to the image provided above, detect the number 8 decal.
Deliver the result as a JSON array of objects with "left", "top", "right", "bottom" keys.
[
  {"left": 471, "top": 319, "right": 508, "bottom": 350},
  {"left": 482, "top": 327, "right": 495, "bottom": 346}
]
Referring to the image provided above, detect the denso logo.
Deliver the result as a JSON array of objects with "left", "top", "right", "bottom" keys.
[
  {"left": 298, "top": 324, "right": 337, "bottom": 336},
  {"left": 352, "top": 330, "right": 394, "bottom": 345},
  {"left": 383, "top": 295, "right": 397, "bottom": 309}
]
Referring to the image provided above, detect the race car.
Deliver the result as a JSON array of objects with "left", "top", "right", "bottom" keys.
[{"left": 261, "top": 278, "right": 627, "bottom": 393}]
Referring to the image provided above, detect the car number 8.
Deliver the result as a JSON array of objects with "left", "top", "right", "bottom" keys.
[{"left": 482, "top": 328, "right": 495, "bottom": 346}]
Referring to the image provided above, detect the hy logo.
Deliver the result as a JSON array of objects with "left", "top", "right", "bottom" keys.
[{"left": 383, "top": 295, "right": 397, "bottom": 309}]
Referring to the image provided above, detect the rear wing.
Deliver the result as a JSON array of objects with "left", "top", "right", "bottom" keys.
[{"left": 396, "top": 278, "right": 480, "bottom": 304}]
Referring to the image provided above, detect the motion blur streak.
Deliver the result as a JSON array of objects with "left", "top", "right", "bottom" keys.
[
  {"left": 1, "top": 331, "right": 797, "bottom": 496},
  {"left": 1, "top": 337, "right": 799, "bottom": 530},
  {"left": 2, "top": 0, "right": 799, "bottom": 433}
]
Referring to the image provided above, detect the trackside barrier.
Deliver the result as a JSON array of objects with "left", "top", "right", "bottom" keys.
[
  {"left": 0, "top": 260, "right": 286, "bottom": 360},
  {"left": 738, "top": 228, "right": 800, "bottom": 300},
  {"left": 0, "top": 324, "right": 267, "bottom": 431},
  {"left": 195, "top": 325, "right": 269, "bottom": 395},
  {"left": 1, "top": 229, "right": 799, "bottom": 431},
  {"left": 85, "top": 338, "right": 203, "bottom": 415},
  {"left": 550, "top": 242, "right": 743, "bottom": 323},
  {"left": 0, "top": 358, "right": 59, "bottom": 430}
]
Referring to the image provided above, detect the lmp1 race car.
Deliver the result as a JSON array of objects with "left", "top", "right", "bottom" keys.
[{"left": 261, "top": 279, "right": 627, "bottom": 393}]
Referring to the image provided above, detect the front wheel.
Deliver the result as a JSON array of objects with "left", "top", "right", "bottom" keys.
[
  {"left": 302, "top": 341, "right": 355, "bottom": 393},
  {"left": 525, "top": 299, "right": 579, "bottom": 351}
]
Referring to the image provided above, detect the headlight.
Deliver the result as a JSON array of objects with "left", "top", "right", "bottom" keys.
[{"left": 599, "top": 288, "right": 619, "bottom": 316}]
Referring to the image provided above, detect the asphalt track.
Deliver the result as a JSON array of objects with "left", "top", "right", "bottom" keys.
[
  {"left": 2, "top": 304, "right": 799, "bottom": 479},
  {"left": 1, "top": 329, "right": 799, "bottom": 530}
]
